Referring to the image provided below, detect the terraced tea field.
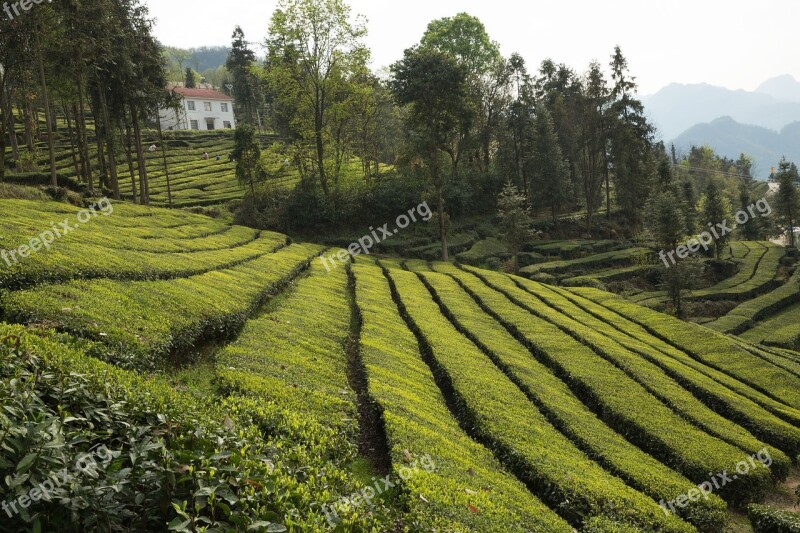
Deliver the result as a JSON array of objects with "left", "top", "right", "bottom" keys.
[
  {"left": 7, "top": 130, "right": 389, "bottom": 209},
  {"left": 1, "top": 197, "right": 799, "bottom": 532}
]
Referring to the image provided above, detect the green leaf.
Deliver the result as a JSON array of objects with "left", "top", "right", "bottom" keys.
[{"left": 16, "top": 452, "right": 38, "bottom": 473}]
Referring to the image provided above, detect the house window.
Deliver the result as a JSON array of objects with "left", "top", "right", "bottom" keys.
[
  {"left": 190, "top": 120, "right": 199, "bottom": 130},
  {"left": 204, "top": 102, "right": 212, "bottom": 112},
  {"left": 221, "top": 103, "right": 229, "bottom": 112},
  {"left": 187, "top": 101, "right": 196, "bottom": 111},
  {"left": 223, "top": 121, "right": 232, "bottom": 129},
  {"left": 206, "top": 119, "right": 216, "bottom": 131}
]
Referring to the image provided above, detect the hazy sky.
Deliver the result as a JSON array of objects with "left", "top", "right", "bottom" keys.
[{"left": 146, "top": 0, "right": 800, "bottom": 95}]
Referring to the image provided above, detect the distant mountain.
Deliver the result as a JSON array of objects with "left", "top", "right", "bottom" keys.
[
  {"left": 756, "top": 75, "right": 800, "bottom": 102},
  {"left": 641, "top": 76, "right": 800, "bottom": 140},
  {"left": 672, "top": 117, "right": 800, "bottom": 178}
]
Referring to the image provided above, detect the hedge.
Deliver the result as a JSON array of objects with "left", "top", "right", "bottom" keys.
[
  {"left": 423, "top": 263, "right": 727, "bottom": 530},
  {"left": 386, "top": 266, "right": 694, "bottom": 532},
  {"left": 709, "top": 265, "right": 800, "bottom": 334},
  {"left": 748, "top": 504, "right": 800, "bottom": 533},
  {"left": 351, "top": 261, "right": 571, "bottom": 532},
  {"left": 2, "top": 244, "right": 323, "bottom": 371},
  {"left": 0, "top": 325, "right": 391, "bottom": 532},
  {"left": 452, "top": 266, "right": 778, "bottom": 505},
  {"left": 572, "top": 288, "right": 800, "bottom": 411}
]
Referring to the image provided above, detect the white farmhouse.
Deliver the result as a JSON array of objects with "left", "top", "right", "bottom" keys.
[{"left": 159, "top": 86, "right": 236, "bottom": 131}]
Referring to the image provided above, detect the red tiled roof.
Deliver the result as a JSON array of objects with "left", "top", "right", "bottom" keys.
[{"left": 169, "top": 86, "right": 233, "bottom": 101}]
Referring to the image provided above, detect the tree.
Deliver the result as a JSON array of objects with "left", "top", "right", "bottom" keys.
[
  {"left": 775, "top": 157, "right": 800, "bottom": 247},
  {"left": 420, "top": 13, "right": 503, "bottom": 176},
  {"left": 736, "top": 153, "right": 754, "bottom": 178},
  {"left": 608, "top": 46, "right": 654, "bottom": 225},
  {"left": 497, "top": 182, "right": 534, "bottom": 272},
  {"left": 226, "top": 26, "right": 260, "bottom": 126},
  {"left": 499, "top": 53, "right": 535, "bottom": 195},
  {"left": 576, "top": 61, "right": 610, "bottom": 235},
  {"left": 530, "top": 106, "right": 569, "bottom": 224},
  {"left": 391, "top": 46, "right": 468, "bottom": 261},
  {"left": 184, "top": 67, "right": 197, "bottom": 88},
  {"left": 646, "top": 189, "right": 698, "bottom": 317},
  {"left": 681, "top": 181, "right": 697, "bottom": 235},
  {"left": 699, "top": 180, "right": 732, "bottom": 259},
  {"left": 231, "top": 123, "right": 263, "bottom": 195},
  {"left": 266, "top": 0, "right": 368, "bottom": 196},
  {"left": 739, "top": 181, "right": 762, "bottom": 240},
  {"left": 535, "top": 60, "right": 581, "bottom": 207}
]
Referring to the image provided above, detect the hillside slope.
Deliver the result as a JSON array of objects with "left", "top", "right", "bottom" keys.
[{"left": 1, "top": 198, "right": 799, "bottom": 532}]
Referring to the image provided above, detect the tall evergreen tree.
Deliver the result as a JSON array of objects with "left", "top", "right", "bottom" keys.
[
  {"left": 739, "top": 181, "right": 762, "bottom": 240},
  {"left": 775, "top": 157, "right": 800, "bottom": 247},
  {"left": 576, "top": 61, "right": 609, "bottom": 235},
  {"left": 231, "top": 123, "right": 264, "bottom": 195},
  {"left": 530, "top": 106, "right": 569, "bottom": 224},
  {"left": 497, "top": 182, "right": 534, "bottom": 273},
  {"left": 226, "top": 26, "right": 260, "bottom": 126},
  {"left": 608, "top": 46, "right": 653, "bottom": 225},
  {"left": 184, "top": 67, "right": 197, "bottom": 88},
  {"left": 700, "top": 180, "right": 732, "bottom": 259}
]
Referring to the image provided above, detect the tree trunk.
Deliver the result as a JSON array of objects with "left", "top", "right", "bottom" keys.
[
  {"left": 71, "top": 104, "right": 86, "bottom": 183},
  {"left": 0, "top": 82, "right": 6, "bottom": 182},
  {"left": 35, "top": 31, "right": 57, "bottom": 187},
  {"left": 314, "top": 101, "right": 328, "bottom": 196},
  {"left": 94, "top": 113, "right": 108, "bottom": 190},
  {"left": 156, "top": 110, "right": 172, "bottom": 207},
  {"left": 75, "top": 67, "right": 93, "bottom": 191},
  {"left": 98, "top": 84, "right": 120, "bottom": 199},
  {"left": 123, "top": 119, "right": 137, "bottom": 203},
  {"left": 63, "top": 101, "right": 81, "bottom": 180},
  {"left": 22, "top": 97, "right": 34, "bottom": 151},
  {"left": 4, "top": 84, "right": 18, "bottom": 161},
  {"left": 130, "top": 102, "right": 149, "bottom": 205},
  {"left": 603, "top": 151, "right": 611, "bottom": 221},
  {"left": 437, "top": 183, "right": 448, "bottom": 262}
]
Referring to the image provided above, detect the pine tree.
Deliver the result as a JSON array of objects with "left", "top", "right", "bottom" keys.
[
  {"left": 184, "top": 67, "right": 197, "bottom": 88},
  {"left": 530, "top": 106, "right": 569, "bottom": 224},
  {"left": 646, "top": 189, "right": 698, "bottom": 317},
  {"left": 226, "top": 26, "right": 259, "bottom": 126},
  {"left": 231, "top": 123, "right": 263, "bottom": 195},
  {"left": 775, "top": 157, "right": 800, "bottom": 247},
  {"left": 497, "top": 182, "right": 534, "bottom": 272},
  {"left": 739, "top": 181, "right": 762, "bottom": 240},
  {"left": 700, "top": 180, "right": 732, "bottom": 259}
]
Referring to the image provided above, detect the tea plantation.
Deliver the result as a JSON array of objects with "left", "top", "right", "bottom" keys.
[{"left": 1, "top": 197, "right": 799, "bottom": 532}]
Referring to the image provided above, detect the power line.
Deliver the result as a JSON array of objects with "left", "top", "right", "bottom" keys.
[{"left": 670, "top": 163, "right": 756, "bottom": 181}]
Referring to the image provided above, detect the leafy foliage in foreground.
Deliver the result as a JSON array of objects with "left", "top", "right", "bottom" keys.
[
  {"left": 0, "top": 327, "right": 384, "bottom": 532},
  {"left": 748, "top": 504, "right": 800, "bottom": 533}
]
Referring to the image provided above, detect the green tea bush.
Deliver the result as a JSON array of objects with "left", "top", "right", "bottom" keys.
[{"left": 748, "top": 504, "right": 800, "bottom": 533}]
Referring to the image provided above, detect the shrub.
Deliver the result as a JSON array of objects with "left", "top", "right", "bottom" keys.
[
  {"left": 748, "top": 504, "right": 800, "bottom": 532},
  {"left": 0, "top": 329, "right": 383, "bottom": 533}
]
